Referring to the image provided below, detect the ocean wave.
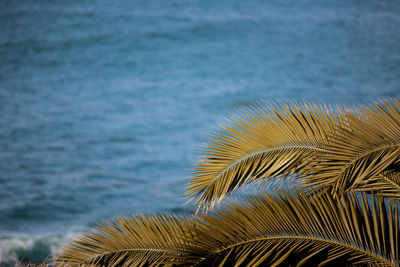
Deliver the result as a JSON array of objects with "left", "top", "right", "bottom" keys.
[{"left": 0, "top": 230, "right": 81, "bottom": 266}]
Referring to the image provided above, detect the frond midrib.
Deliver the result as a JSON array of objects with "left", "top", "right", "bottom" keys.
[
  {"left": 378, "top": 173, "right": 400, "bottom": 191},
  {"left": 203, "top": 144, "right": 329, "bottom": 185},
  {"left": 195, "top": 235, "right": 396, "bottom": 267},
  {"left": 334, "top": 143, "right": 400, "bottom": 187},
  {"left": 67, "top": 247, "right": 186, "bottom": 265}
]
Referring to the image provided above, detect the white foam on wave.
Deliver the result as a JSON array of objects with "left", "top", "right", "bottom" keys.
[{"left": 0, "top": 227, "right": 84, "bottom": 266}]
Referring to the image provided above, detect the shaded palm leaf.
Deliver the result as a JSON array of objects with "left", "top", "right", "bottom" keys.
[
  {"left": 304, "top": 99, "right": 400, "bottom": 198},
  {"left": 56, "top": 189, "right": 400, "bottom": 266},
  {"left": 55, "top": 215, "right": 201, "bottom": 266},
  {"left": 189, "top": 189, "right": 399, "bottom": 266},
  {"left": 186, "top": 101, "right": 350, "bottom": 210},
  {"left": 351, "top": 170, "right": 400, "bottom": 198}
]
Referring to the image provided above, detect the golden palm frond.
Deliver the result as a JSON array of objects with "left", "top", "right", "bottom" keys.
[
  {"left": 54, "top": 215, "right": 201, "bottom": 266},
  {"left": 188, "top": 99, "right": 400, "bottom": 210},
  {"left": 355, "top": 170, "right": 400, "bottom": 197},
  {"left": 55, "top": 99, "right": 400, "bottom": 267},
  {"left": 186, "top": 101, "right": 351, "bottom": 210},
  {"left": 189, "top": 189, "right": 399, "bottom": 266},
  {"left": 55, "top": 189, "right": 400, "bottom": 266},
  {"left": 304, "top": 99, "right": 400, "bottom": 198}
]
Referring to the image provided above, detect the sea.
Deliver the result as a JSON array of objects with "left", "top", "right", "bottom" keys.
[{"left": 1, "top": 0, "right": 400, "bottom": 265}]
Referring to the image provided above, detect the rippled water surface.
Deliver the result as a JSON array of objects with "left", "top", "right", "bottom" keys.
[{"left": 1, "top": 0, "right": 400, "bottom": 264}]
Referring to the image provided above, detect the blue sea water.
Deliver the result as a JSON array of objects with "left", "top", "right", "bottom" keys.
[{"left": 1, "top": 0, "right": 400, "bottom": 264}]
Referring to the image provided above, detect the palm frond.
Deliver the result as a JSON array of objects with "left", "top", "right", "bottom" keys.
[
  {"left": 352, "top": 170, "right": 400, "bottom": 198},
  {"left": 304, "top": 99, "right": 400, "bottom": 197},
  {"left": 186, "top": 101, "right": 350, "bottom": 210},
  {"left": 190, "top": 189, "right": 400, "bottom": 266},
  {"left": 188, "top": 99, "right": 400, "bottom": 209},
  {"left": 54, "top": 215, "right": 201, "bottom": 266},
  {"left": 56, "top": 189, "right": 400, "bottom": 266}
]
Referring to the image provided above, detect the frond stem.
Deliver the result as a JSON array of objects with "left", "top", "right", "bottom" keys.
[
  {"left": 210, "top": 145, "right": 329, "bottom": 184},
  {"left": 378, "top": 173, "right": 400, "bottom": 191},
  {"left": 80, "top": 247, "right": 184, "bottom": 265},
  {"left": 335, "top": 143, "right": 400, "bottom": 189}
]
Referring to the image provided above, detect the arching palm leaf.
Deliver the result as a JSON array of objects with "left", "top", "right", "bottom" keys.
[
  {"left": 188, "top": 99, "right": 400, "bottom": 210},
  {"left": 356, "top": 170, "right": 400, "bottom": 198},
  {"left": 55, "top": 189, "right": 400, "bottom": 266},
  {"left": 304, "top": 99, "right": 400, "bottom": 198},
  {"left": 190, "top": 189, "right": 399, "bottom": 266},
  {"left": 55, "top": 99, "right": 400, "bottom": 267},
  {"left": 186, "top": 101, "right": 350, "bottom": 210},
  {"left": 55, "top": 215, "right": 201, "bottom": 266}
]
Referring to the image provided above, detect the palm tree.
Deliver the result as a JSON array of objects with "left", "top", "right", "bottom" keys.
[{"left": 55, "top": 99, "right": 400, "bottom": 266}]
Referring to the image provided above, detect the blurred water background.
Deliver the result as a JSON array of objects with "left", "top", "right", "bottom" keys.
[{"left": 1, "top": 0, "right": 400, "bottom": 265}]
